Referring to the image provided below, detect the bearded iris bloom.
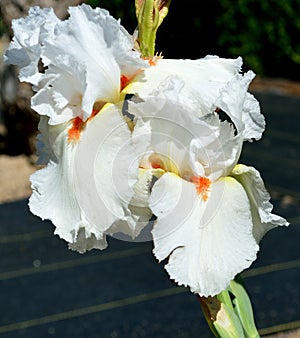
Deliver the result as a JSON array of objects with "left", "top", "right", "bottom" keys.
[
  {"left": 127, "top": 97, "right": 288, "bottom": 297},
  {"left": 4, "top": 4, "right": 151, "bottom": 252},
  {"left": 4, "top": 1, "right": 289, "bottom": 304}
]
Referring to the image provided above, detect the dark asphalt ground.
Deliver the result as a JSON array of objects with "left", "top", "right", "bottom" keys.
[{"left": 0, "top": 91, "right": 299, "bottom": 338}]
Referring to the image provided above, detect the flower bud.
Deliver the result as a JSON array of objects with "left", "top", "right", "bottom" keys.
[{"left": 135, "top": 0, "right": 171, "bottom": 57}]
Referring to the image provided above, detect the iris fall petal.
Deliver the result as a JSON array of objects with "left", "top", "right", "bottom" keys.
[
  {"left": 150, "top": 173, "right": 259, "bottom": 297},
  {"left": 232, "top": 164, "right": 289, "bottom": 242}
]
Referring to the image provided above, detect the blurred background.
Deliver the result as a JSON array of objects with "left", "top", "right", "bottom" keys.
[{"left": 0, "top": 1, "right": 299, "bottom": 337}]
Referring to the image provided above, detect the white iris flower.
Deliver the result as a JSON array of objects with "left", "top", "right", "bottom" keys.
[
  {"left": 4, "top": 3, "right": 288, "bottom": 297},
  {"left": 4, "top": 4, "right": 151, "bottom": 252},
  {"left": 129, "top": 97, "right": 288, "bottom": 297}
]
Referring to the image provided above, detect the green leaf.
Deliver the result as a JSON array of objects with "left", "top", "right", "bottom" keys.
[
  {"left": 217, "top": 289, "right": 234, "bottom": 312},
  {"left": 229, "top": 275, "right": 260, "bottom": 338}
]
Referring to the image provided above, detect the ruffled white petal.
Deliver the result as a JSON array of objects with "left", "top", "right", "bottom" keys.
[
  {"left": 109, "top": 168, "right": 159, "bottom": 243},
  {"left": 34, "top": 116, "right": 56, "bottom": 165},
  {"left": 242, "top": 93, "right": 266, "bottom": 141},
  {"left": 29, "top": 121, "right": 107, "bottom": 253},
  {"left": 31, "top": 57, "right": 86, "bottom": 124},
  {"left": 4, "top": 7, "right": 59, "bottom": 85},
  {"left": 130, "top": 97, "right": 241, "bottom": 181},
  {"left": 127, "top": 169, "right": 154, "bottom": 226},
  {"left": 29, "top": 103, "right": 148, "bottom": 252},
  {"left": 150, "top": 173, "right": 259, "bottom": 296},
  {"left": 216, "top": 71, "right": 265, "bottom": 141},
  {"left": 231, "top": 164, "right": 289, "bottom": 243},
  {"left": 68, "top": 228, "right": 107, "bottom": 253},
  {"left": 5, "top": 4, "right": 147, "bottom": 124},
  {"left": 43, "top": 5, "right": 118, "bottom": 115},
  {"left": 39, "top": 4, "right": 147, "bottom": 122},
  {"left": 126, "top": 167, "right": 165, "bottom": 239},
  {"left": 73, "top": 104, "right": 150, "bottom": 240},
  {"left": 125, "top": 55, "right": 264, "bottom": 142},
  {"left": 67, "top": 4, "right": 147, "bottom": 79},
  {"left": 126, "top": 56, "right": 243, "bottom": 117}
]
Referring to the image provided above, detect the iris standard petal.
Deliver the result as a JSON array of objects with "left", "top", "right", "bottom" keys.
[
  {"left": 4, "top": 6, "right": 59, "bottom": 85},
  {"left": 125, "top": 56, "right": 263, "bottom": 142},
  {"left": 41, "top": 4, "right": 147, "bottom": 121},
  {"left": 130, "top": 97, "right": 241, "bottom": 181},
  {"left": 5, "top": 4, "right": 148, "bottom": 124},
  {"left": 242, "top": 93, "right": 266, "bottom": 142},
  {"left": 216, "top": 71, "right": 265, "bottom": 141},
  {"left": 125, "top": 56, "right": 243, "bottom": 116},
  {"left": 31, "top": 57, "right": 86, "bottom": 125}
]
